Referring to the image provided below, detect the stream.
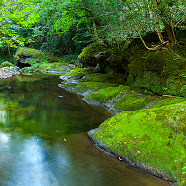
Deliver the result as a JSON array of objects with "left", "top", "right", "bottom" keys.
[{"left": 0, "top": 74, "right": 169, "bottom": 186}]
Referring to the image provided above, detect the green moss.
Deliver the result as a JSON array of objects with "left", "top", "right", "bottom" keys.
[
  {"left": 15, "top": 47, "right": 46, "bottom": 58},
  {"left": 81, "top": 73, "right": 126, "bottom": 84},
  {"left": 78, "top": 44, "right": 106, "bottom": 58},
  {"left": 0, "top": 61, "right": 14, "bottom": 67},
  {"left": 163, "top": 76, "right": 186, "bottom": 97},
  {"left": 21, "top": 67, "right": 38, "bottom": 71},
  {"left": 115, "top": 94, "right": 155, "bottom": 111},
  {"left": 15, "top": 47, "right": 60, "bottom": 63},
  {"left": 63, "top": 82, "right": 118, "bottom": 92},
  {"left": 78, "top": 44, "right": 106, "bottom": 66},
  {"left": 93, "top": 102, "right": 186, "bottom": 185},
  {"left": 87, "top": 86, "right": 131, "bottom": 102},
  {"left": 35, "top": 62, "right": 67, "bottom": 71},
  {"left": 67, "top": 68, "right": 94, "bottom": 79},
  {"left": 127, "top": 43, "right": 186, "bottom": 96},
  {"left": 152, "top": 97, "right": 186, "bottom": 108}
]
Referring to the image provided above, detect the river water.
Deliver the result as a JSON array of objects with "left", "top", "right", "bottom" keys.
[{"left": 0, "top": 74, "right": 169, "bottom": 186}]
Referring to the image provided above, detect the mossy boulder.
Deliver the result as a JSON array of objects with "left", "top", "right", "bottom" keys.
[
  {"left": 81, "top": 73, "right": 126, "bottom": 84},
  {"left": 14, "top": 47, "right": 60, "bottom": 68},
  {"left": 61, "top": 82, "right": 118, "bottom": 93},
  {"left": 126, "top": 42, "right": 186, "bottom": 96},
  {"left": 78, "top": 44, "right": 129, "bottom": 73},
  {"left": 66, "top": 68, "right": 94, "bottom": 79},
  {"left": 87, "top": 85, "right": 131, "bottom": 103},
  {"left": 78, "top": 44, "right": 107, "bottom": 67},
  {"left": 152, "top": 97, "right": 186, "bottom": 108},
  {"left": 92, "top": 102, "right": 186, "bottom": 185},
  {"left": 115, "top": 94, "right": 156, "bottom": 111},
  {"left": 15, "top": 47, "right": 46, "bottom": 59}
]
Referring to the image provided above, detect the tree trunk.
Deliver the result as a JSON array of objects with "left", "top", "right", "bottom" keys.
[
  {"left": 157, "top": 24, "right": 164, "bottom": 43},
  {"left": 164, "top": 22, "right": 175, "bottom": 42}
]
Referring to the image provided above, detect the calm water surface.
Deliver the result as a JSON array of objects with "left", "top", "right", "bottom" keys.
[{"left": 0, "top": 74, "right": 169, "bottom": 186}]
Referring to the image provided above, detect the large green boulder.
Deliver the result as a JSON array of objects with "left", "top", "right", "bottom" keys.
[
  {"left": 78, "top": 43, "right": 128, "bottom": 73},
  {"left": 126, "top": 38, "right": 186, "bottom": 96},
  {"left": 14, "top": 47, "right": 60, "bottom": 68},
  {"left": 78, "top": 43, "right": 107, "bottom": 68}
]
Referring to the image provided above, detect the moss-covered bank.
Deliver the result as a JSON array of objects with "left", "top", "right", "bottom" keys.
[
  {"left": 58, "top": 66, "right": 186, "bottom": 185},
  {"left": 89, "top": 102, "right": 186, "bottom": 185},
  {"left": 14, "top": 30, "right": 186, "bottom": 185}
]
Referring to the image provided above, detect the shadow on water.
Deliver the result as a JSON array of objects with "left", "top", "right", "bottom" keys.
[{"left": 0, "top": 74, "right": 170, "bottom": 186}]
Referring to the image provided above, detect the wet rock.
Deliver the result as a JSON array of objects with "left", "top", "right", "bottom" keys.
[
  {"left": 59, "top": 75, "right": 71, "bottom": 81},
  {"left": 0, "top": 67, "right": 21, "bottom": 79}
]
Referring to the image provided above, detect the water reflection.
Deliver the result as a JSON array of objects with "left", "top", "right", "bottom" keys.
[
  {"left": 0, "top": 75, "right": 110, "bottom": 136},
  {"left": 6, "top": 136, "right": 59, "bottom": 186},
  {"left": 0, "top": 132, "right": 9, "bottom": 143},
  {"left": 0, "top": 110, "right": 6, "bottom": 123}
]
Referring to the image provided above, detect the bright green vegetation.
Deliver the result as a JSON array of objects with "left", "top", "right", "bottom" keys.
[
  {"left": 64, "top": 66, "right": 186, "bottom": 184},
  {"left": 63, "top": 82, "right": 118, "bottom": 93},
  {"left": 92, "top": 102, "right": 186, "bottom": 185},
  {"left": 15, "top": 48, "right": 46, "bottom": 59},
  {"left": 15, "top": 47, "right": 61, "bottom": 62},
  {"left": 81, "top": 73, "right": 126, "bottom": 84},
  {"left": 152, "top": 97, "right": 186, "bottom": 108},
  {"left": 78, "top": 44, "right": 106, "bottom": 66},
  {"left": 67, "top": 68, "right": 94, "bottom": 78},
  {"left": 87, "top": 86, "right": 131, "bottom": 102},
  {"left": 1, "top": 0, "right": 186, "bottom": 185},
  {"left": 0, "top": 61, "right": 14, "bottom": 68},
  {"left": 127, "top": 43, "right": 186, "bottom": 97},
  {"left": 115, "top": 94, "right": 156, "bottom": 111},
  {"left": 22, "top": 61, "right": 67, "bottom": 71}
]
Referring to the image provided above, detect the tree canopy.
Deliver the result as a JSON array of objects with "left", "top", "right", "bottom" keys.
[{"left": 0, "top": 0, "right": 185, "bottom": 55}]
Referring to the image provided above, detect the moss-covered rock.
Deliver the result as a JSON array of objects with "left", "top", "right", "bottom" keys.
[
  {"left": 66, "top": 68, "right": 94, "bottom": 79},
  {"left": 126, "top": 41, "right": 186, "bottom": 96},
  {"left": 81, "top": 73, "right": 126, "bottom": 84},
  {"left": 14, "top": 47, "right": 61, "bottom": 68},
  {"left": 92, "top": 102, "right": 186, "bottom": 185},
  {"left": 78, "top": 43, "right": 129, "bottom": 73},
  {"left": 87, "top": 85, "right": 131, "bottom": 102},
  {"left": 15, "top": 47, "right": 46, "bottom": 59},
  {"left": 78, "top": 44, "right": 107, "bottom": 67},
  {"left": 115, "top": 94, "right": 156, "bottom": 111},
  {"left": 152, "top": 97, "right": 186, "bottom": 108},
  {"left": 62, "top": 82, "right": 118, "bottom": 93}
]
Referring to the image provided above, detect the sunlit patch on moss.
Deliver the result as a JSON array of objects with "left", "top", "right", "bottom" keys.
[
  {"left": 152, "top": 97, "right": 186, "bottom": 108},
  {"left": 115, "top": 94, "right": 156, "bottom": 111},
  {"left": 87, "top": 86, "right": 131, "bottom": 102},
  {"left": 63, "top": 82, "right": 118, "bottom": 93},
  {"left": 66, "top": 68, "right": 94, "bottom": 78},
  {"left": 80, "top": 73, "right": 126, "bottom": 84}
]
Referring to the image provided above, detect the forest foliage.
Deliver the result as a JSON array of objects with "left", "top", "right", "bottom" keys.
[{"left": 0, "top": 0, "right": 185, "bottom": 56}]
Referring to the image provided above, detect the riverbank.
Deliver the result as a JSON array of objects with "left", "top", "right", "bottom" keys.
[
  {"left": 0, "top": 63, "right": 184, "bottom": 185},
  {"left": 58, "top": 67, "right": 186, "bottom": 186},
  {"left": 1, "top": 44, "right": 185, "bottom": 185}
]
